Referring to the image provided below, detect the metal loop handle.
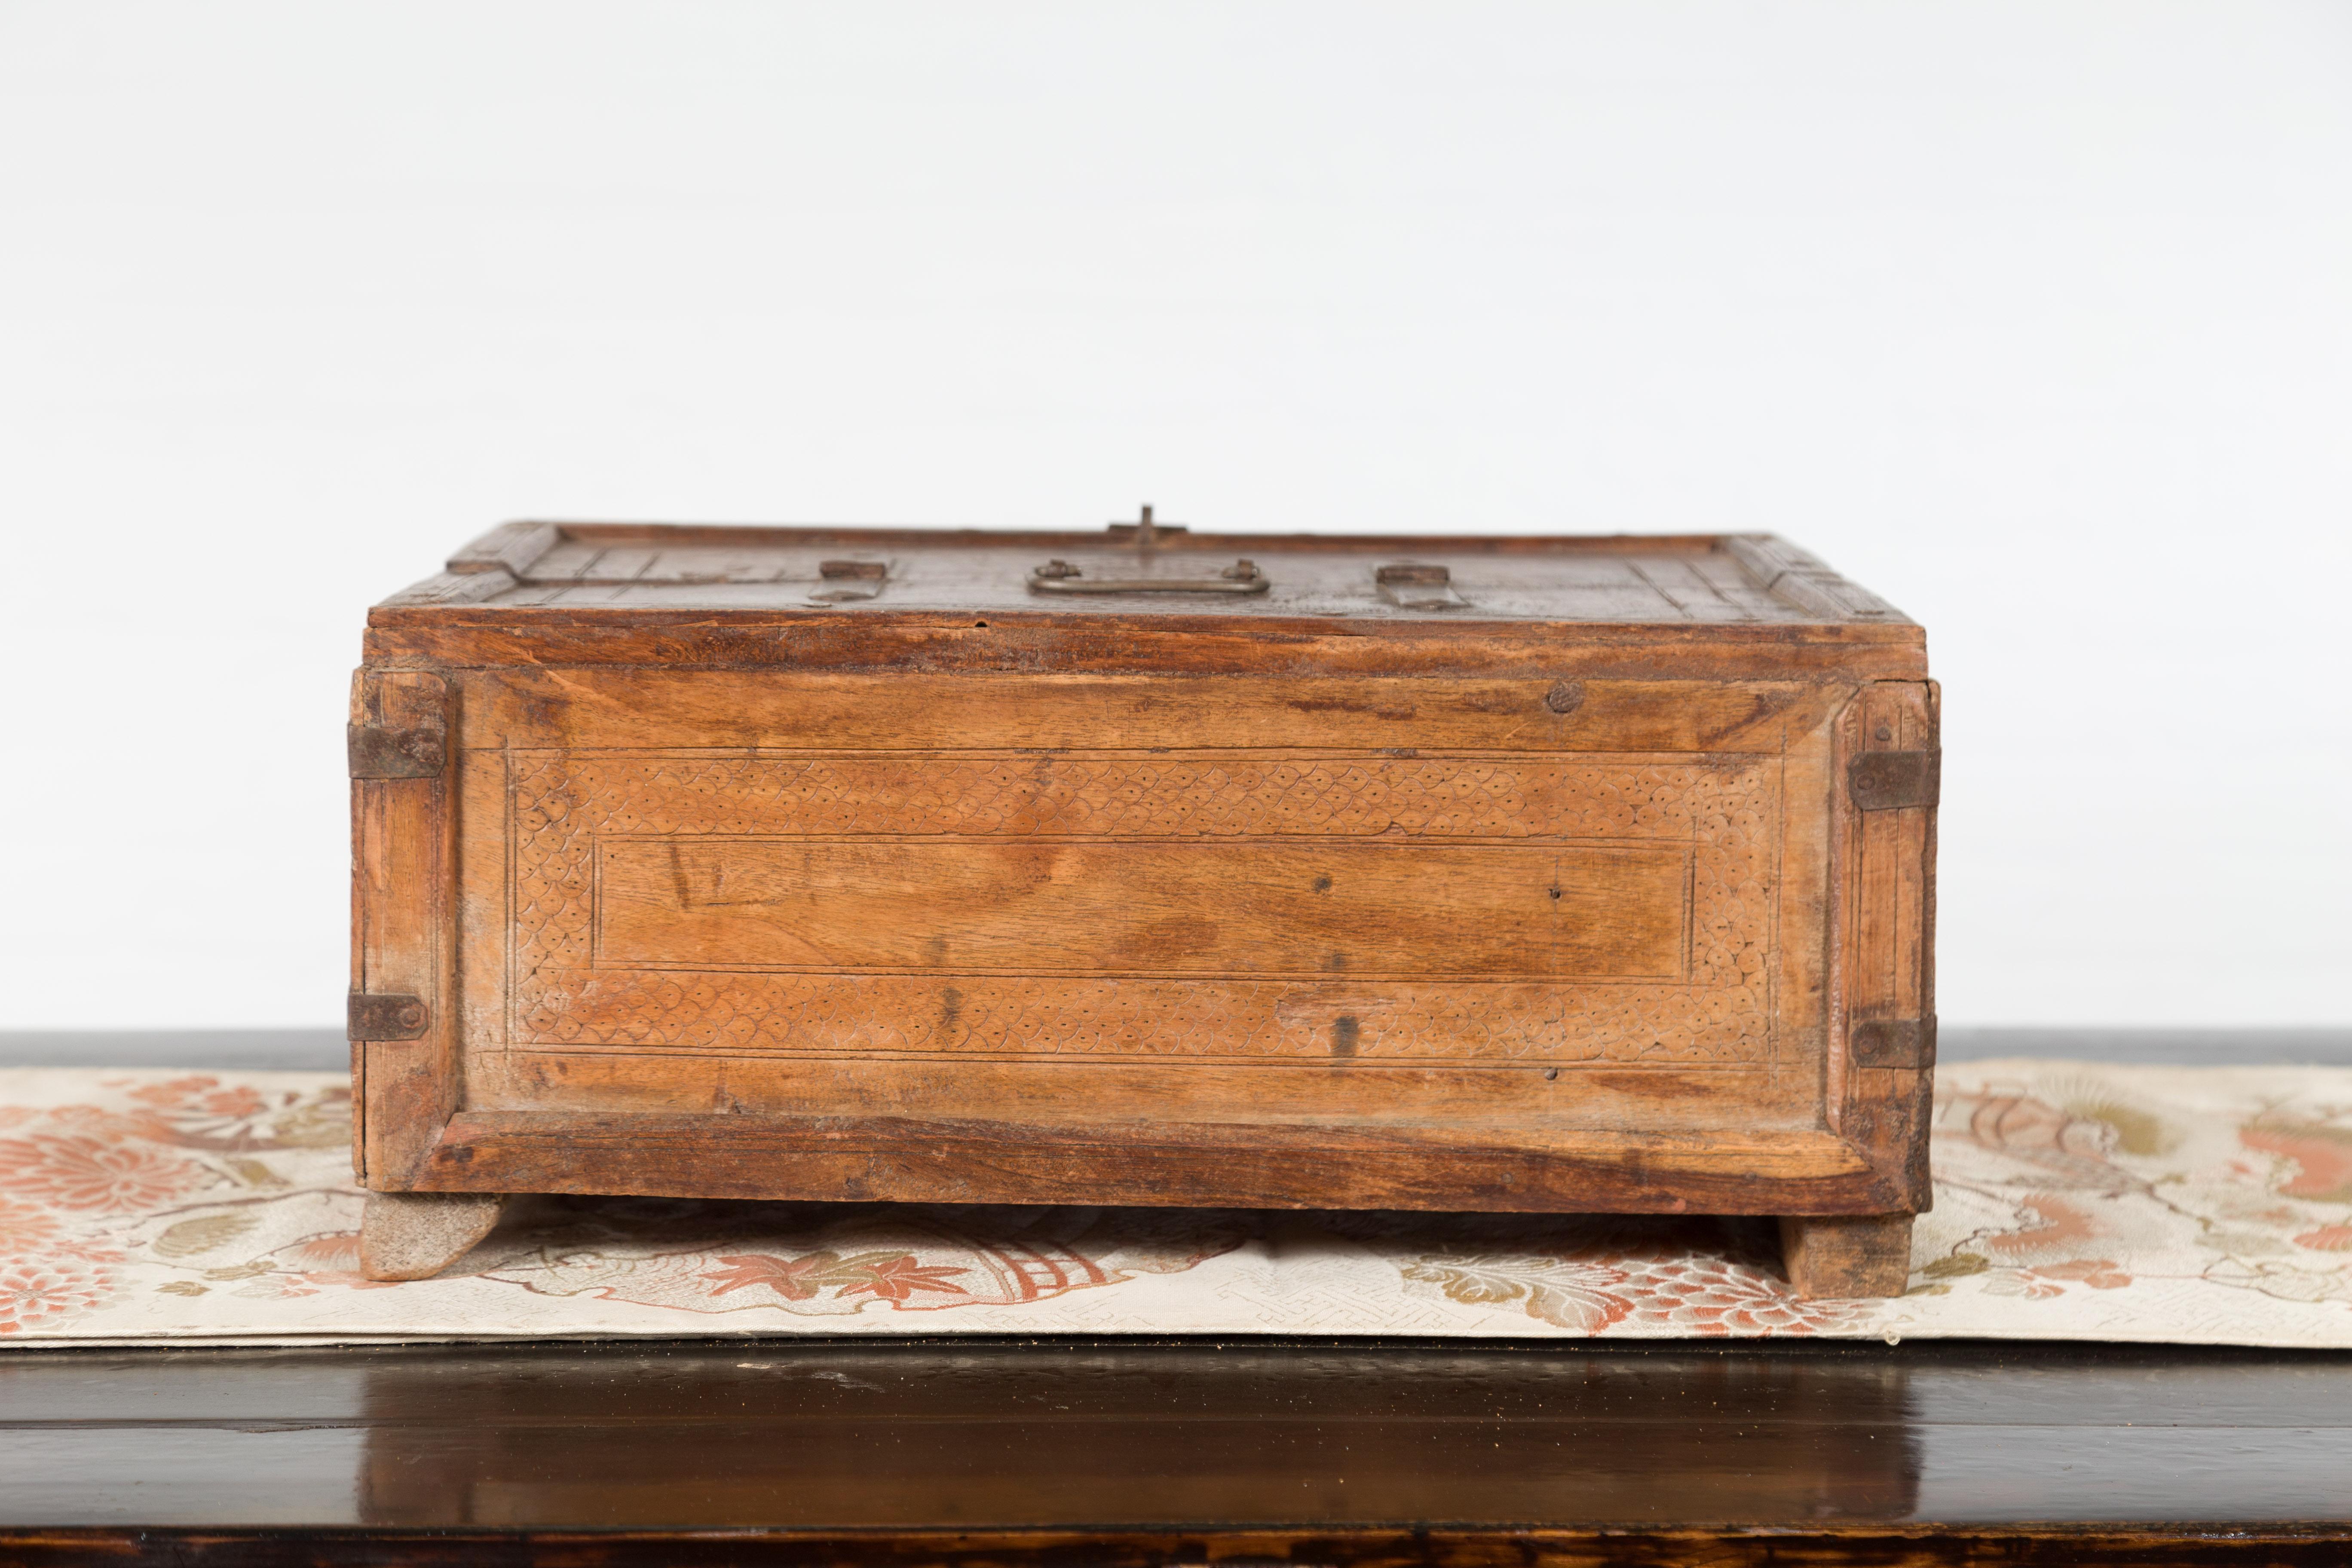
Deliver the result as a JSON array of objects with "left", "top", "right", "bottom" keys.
[{"left": 1028, "top": 558, "right": 1271, "bottom": 595}]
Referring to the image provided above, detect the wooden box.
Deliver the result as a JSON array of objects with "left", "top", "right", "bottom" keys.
[{"left": 350, "top": 514, "right": 1936, "bottom": 1295}]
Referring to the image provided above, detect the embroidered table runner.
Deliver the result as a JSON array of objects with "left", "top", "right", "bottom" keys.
[{"left": 3, "top": 1061, "right": 2347, "bottom": 1346}]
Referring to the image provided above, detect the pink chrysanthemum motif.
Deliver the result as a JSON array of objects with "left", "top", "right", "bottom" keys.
[
  {"left": 199, "top": 1086, "right": 269, "bottom": 1120},
  {"left": 0, "top": 1197, "right": 64, "bottom": 1256},
  {"left": 0, "top": 1133, "right": 209, "bottom": 1213},
  {"left": 126, "top": 1077, "right": 222, "bottom": 1109},
  {"left": 0, "top": 1258, "right": 114, "bottom": 1335},
  {"left": 1618, "top": 1252, "right": 1874, "bottom": 1335}
]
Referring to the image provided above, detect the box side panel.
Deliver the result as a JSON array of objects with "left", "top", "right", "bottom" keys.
[
  {"left": 1828, "top": 681, "right": 1940, "bottom": 1213},
  {"left": 437, "top": 671, "right": 1870, "bottom": 1191},
  {"left": 349, "top": 670, "right": 459, "bottom": 1189}
]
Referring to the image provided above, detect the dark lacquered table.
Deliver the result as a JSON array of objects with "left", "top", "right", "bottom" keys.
[{"left": 3, "top": 1028, "right": 2349, "bottom": 1565}]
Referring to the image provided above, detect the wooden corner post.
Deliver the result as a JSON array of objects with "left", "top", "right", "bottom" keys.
[
  {"left": 348, "top": 668, "right": 460, "bottom": 1191},
  {"left": 1785, "top": 679, "right": 1939, "bottom": 1298}
]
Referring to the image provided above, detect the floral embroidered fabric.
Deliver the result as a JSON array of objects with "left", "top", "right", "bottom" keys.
[{"left": 2, "top": 1061, "right": 2348, "bottom": 1345}]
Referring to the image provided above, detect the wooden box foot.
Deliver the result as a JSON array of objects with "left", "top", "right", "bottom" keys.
[
  {"left": 361, "top": 1191, "right": 509, "bottom": 1281},
  {"left": 1778, "top": 1213, "right": 1914, "bottom": 1299}
]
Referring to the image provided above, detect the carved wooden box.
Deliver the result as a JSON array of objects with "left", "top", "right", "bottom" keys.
[{"left": 350, "top": 516, "right": 1936, "bottom": 1294}]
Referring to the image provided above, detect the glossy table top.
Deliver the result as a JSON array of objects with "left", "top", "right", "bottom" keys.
[{"left": 6, "top": 1338, "right": 2352, "bottom": 1532}]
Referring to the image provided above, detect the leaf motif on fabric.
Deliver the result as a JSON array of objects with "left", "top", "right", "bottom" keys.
[
  {"left": 279, "top": 1232, "right": 364, "bottom": 1271},
  {"left": 831, "top": 1253, "right": 970, "bottom": 1303},
  {"left": 152, "top": 1213, "right": 257, "bottom": 1259},
  {"left": 2029, "top": 1258, "right": 2133, "bottom": 1290},
  {"left": 265, "top": 1100, "right": 355, "bottom": 1149},
  {"left": 2292, "top": 1225, "right": 2352, "bottom": 1252},
  {"left": 1400, "top": 1255, "right": 1634, "bottom": 1333},
  {"left": 1977, "top": 1192, "right": 2107, "bottom": 1268},
  {"left": 1979, "top": 1269, "right": 2065, "bottom": 1300},
  {"left": 1400, "top": 1258, "right": 1535, "bottom": 1306},
  {"left": 701, "top": 1251, "right": 844, "bottom": 1302},
  {"left": 699, "top": 1248, "right": 971, "bottom": 1306}
]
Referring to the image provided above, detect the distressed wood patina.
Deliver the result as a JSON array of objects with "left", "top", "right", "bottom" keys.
[{"left": 350, "top": 512, "right": 1937, "bottom": 1292}]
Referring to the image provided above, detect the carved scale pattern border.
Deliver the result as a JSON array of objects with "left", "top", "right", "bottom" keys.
[{"left": 507, "top": 753, "right": 1776, "bottom": 1064}]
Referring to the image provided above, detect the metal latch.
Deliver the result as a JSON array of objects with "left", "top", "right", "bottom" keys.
[
  {"left": 1851, "top": 1017, "right": 1935, "bottom": 1069},
  {"left": 809, "top": 559, "right": 887, "bottom": 603},
  {"left": 349, "top": 992, "right": 429, "bottom": 1041},
  {"left": 1105, "top": 504, "right": 1187, "bottom": 545},
  {"left": 348, "top": 724, "right": 447, "bottom": 780},
  {"left": 1848, "top": 749, "right": 1940, "bottom": 812},
  {"left": 1376, "top": 563, "right": 1466, "bottom": 609},
  {"left": 1028, "top": 558, "right": 1271, "bottom": 595}
]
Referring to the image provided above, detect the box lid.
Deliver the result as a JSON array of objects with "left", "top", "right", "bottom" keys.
[
  {"left": 386, "top": 514, "right": 1908, "bottom": 624},
  {"left": 367, "top": 514, "right": 1923, "bottom": 678}
]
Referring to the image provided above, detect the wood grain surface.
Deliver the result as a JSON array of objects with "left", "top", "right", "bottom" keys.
[
  {"left": 463, "top": 1053, "right": 1817, "bottom": 1132},
  {"left": 346, "top": 670, "right": 456, "bottom": 1189},
  {"left": 595, "top": 836, "right": 1690, "bottom": 980},
  {"left": 412, "top": 1110, "right": 1893, "bottom": 1211},
  {"left": 372, "top": 614, "right": 1929, "bottom": 680},
  {"left": 451, "top": 671, "right": 1838, "bottom": 753},
  {"left": 1832, "top": 680, "right": 1940, "bottom": 1213}
]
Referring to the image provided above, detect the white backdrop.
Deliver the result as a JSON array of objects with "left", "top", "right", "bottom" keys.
[{"left": 2, "top": 1, "right": 2346, "bottom": 1029}]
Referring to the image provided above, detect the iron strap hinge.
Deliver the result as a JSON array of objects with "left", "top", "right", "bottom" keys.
[
  {"left": 1847, "top": 748, "right": 1940, "bottom": 812},
  {"left": 348, "top": 723, "right": 447, "bottom": 779},
  {"left": 1851, "top": 1017, "right": 1936, "bottom": 1069},
  {"left": 349, "top": 992, "right": 430, "bottom": 1041}
]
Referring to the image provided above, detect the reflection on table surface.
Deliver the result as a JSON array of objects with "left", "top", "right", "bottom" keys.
[{"left": 4, "top": 1338, "right": 2349, "bottom": 1529}]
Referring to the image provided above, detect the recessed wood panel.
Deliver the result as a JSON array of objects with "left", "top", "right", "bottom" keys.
[
  {"left": 595, "top": 838, "right": 1687, "bottom": 980},
  {"left": 467, "top": 1050, "right": 1818, "bottom": 1133},
  {"left": 459, "top": 672, "right": 1833, "bottom": 755},
  {"left": 506, "top": 748, "right": 1780, "bottom": 1066}
]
